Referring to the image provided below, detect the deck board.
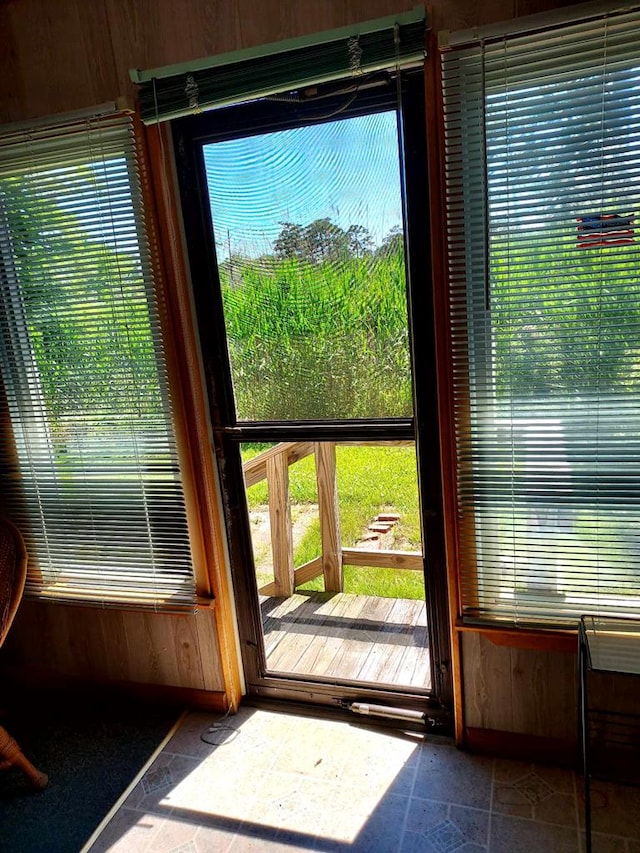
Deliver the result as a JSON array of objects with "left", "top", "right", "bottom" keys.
[
  {"left": 262, "top": 593, "right": 320, "bottom": 661},
  {"left": 259, "top": 591, "right": 431, "bottom": 691}
]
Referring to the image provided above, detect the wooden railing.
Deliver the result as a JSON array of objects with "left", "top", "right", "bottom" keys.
[{"left": 242, "top": 441, "right": 423, "bottom": 597}]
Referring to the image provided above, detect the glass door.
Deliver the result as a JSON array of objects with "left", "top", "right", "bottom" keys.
[{"left": 174, "top": 70, "right": 452, "bottom": 726}]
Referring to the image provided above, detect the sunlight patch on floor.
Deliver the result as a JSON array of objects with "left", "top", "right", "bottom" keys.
[{"left": 117, "top": 708, "right": 420, "bottom": 844}]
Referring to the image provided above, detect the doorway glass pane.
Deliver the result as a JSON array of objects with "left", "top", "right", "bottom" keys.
[{"left": 203, "top": 111, "right": 413, "bottom": 422}]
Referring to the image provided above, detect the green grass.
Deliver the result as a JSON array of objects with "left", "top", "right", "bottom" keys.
[
  {"left": 222, "top": 249, "right": 413, "bottom": 421},
  {"left": 243, "top": 443, "right": 425, "bottom": 600},
  {"left": 229, "top": 247, "right": 423, "bottom": 599}
]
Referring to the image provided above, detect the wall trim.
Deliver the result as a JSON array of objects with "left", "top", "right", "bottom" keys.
[
  {"left": 464, "top": 726, "right": 578, "bottom": 768},
  {"left": 2, "top": 667, "right": 230, "bottom": 714},
  {"left": 456, "top": 623, "right": 578, "bottom": 653}
]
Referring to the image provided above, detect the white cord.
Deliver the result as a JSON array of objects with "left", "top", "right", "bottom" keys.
[{"left": 199, "top": 707, "right": 236, "bottom": 745}]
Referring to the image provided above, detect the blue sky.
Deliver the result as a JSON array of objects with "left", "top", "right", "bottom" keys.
[{"left": 202, "top": 110, "right": 403, "bottom": 260}]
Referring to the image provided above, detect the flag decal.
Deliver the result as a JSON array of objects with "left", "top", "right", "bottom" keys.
[{"left": 577, "top": 213, "right": 635, "bottom": 248}]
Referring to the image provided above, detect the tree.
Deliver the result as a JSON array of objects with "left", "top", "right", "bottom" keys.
[
  {"left": 490, "top": 239, "right": 640, "bottom": 398},
  {"left": 347, "top": 224, "right": 373, "bottom": 258},
  {"left": 376, "top": 225, "right": 404, "bottom": 259},
  {"left": 273, "top": 218, "right": 373, "bottom": 265},
  {"left": 274, "top": 222, "right": 307, "bottom": 262},
  {"left": 304, "top": 218, "right": 348, "bottom": 264}
]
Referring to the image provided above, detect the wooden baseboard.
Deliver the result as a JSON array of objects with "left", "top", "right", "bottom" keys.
[
  {"left": 103, "top": 681, "right": 229, "bottom": 712},
  {"left": 464, "top": 726, "right": 579, "bottom": 768},
  {"left": 1, "top": 666, "right": 229, "bottom": 714}
]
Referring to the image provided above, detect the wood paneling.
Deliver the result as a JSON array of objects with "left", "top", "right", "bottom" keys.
[
  {"left": 0, "top": 0, "right": 597, "bottom": 724},
  {"left": 0, "top": 601, "right": 224, "bottom": 692},
  {"left": 462, "top": 631, "right": 578, "bottom": 742},
  {"left": 430, "top": 0, "right": 509, "bottom": 32},
  {"left": 0, "top": 0, "right": 117, "bottom": 122},
  {"left": 457, "top": 623, "right": 577, "bottom": 653},
  {"left": 106, "top": 0, "right": 242, "bottom": 104},
  {"left": 0, "top": 0, "right": 586, "bottom": 125},
  {"left": 142, "top": 123, "right": 243, "bottom": 707}
]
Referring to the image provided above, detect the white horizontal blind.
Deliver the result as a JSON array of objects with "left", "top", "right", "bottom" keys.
[
  {"left": 0, "top": 113, "right": 196, "bottom": 611},
  {"left": 442, "top": 9, "right": 640, "bottom": 627}
]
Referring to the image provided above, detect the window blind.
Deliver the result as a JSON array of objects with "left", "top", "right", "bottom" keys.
[
  {"left": 132, "top": 6, "right": 426, "bottom": 124},
  {"left": 442, "top": 8, "right": 640, "bottom": 627},
  {"left": 0, "top": 113, "right": 196, "bottom": 612}
]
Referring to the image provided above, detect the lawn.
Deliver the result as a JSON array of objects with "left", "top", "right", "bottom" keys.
[{"left": 243, "top": 442, "right": 425, "bottom": 600}]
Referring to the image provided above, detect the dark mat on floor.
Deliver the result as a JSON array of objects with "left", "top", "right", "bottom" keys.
[{"left": 0, "top": 689, "right": 181, "bottom": 853}]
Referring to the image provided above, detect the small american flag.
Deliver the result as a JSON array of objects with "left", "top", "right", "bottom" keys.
[{"left": 576, "top": 213, "right": 635, "bottom": 248}]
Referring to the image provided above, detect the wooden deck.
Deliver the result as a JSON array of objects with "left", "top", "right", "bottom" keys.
[{"left": 260, "top": 591, "right": 431, "bottom": 691}]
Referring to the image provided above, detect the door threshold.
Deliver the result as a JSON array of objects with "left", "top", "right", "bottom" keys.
[
  {"left": 239, "top": 693, "right": 453, "bottom": 738},
  {"left": 242, "top": 678, "right": 452, "bottom": 735}
]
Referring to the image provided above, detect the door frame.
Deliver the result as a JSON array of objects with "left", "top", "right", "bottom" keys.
[{"left": 172, "top": 68, "right": 453, "bottom": 730}]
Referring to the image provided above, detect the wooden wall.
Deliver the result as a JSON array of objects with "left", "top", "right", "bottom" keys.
[
  {"left": 2, "top": 601, "right": 226, "bottom": 700},
  {"left": 462, "top": 632, "right": 578, "bottom": 758},
  {"left": 0, "top": 0, "right": 583, "bottom": 124},
  {"left": 0, "top": 0, "right": 587, "bottom": 727}
]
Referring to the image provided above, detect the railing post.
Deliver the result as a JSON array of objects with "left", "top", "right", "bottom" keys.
[
  {"left": 267, "top": 450, "right": 294, "bottom": 597},
  {"left": 315, "top": 441, "right": 343, "bottom": 592}
]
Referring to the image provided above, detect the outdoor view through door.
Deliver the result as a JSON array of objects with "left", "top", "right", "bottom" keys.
[
  {"left": 203, "top": 108, "right": 430, "bottom": 691},
  {"left": 174, "top": 69, "right": 450, "bottom": 720}
]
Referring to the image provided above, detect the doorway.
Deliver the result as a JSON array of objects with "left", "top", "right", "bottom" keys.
[
  {"left": 173, "top": 69, "right": 451, "bottom": 727},
  {"left": 244, "top": 439, "right": 430, "bottom": 691}
]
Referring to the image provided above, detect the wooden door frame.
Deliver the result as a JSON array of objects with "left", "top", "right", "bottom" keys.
[{"left": 171, "top": 68, "right": 453, "bottom": 731}]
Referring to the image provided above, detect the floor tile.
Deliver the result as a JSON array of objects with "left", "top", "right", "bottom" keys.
[
  {"left": 413, "top": 743, "right": 493, "bottom": 810},
  {"left": 490, "top": 813, "right": 578, "bottom": 853},
  {"left": 87, "top": 706, "right": 640, "bottom": 853},
  {"left": 122, "top": 753, "right": 202, "bottom": 815},
  {"left": 348, "top": 792, "right": 409, "bottom": 852},
  {"left": 580, "top": 780, "right": 640, "bottom": 839},
  {"left": 404, "top": 797, "right": 449, "bottom": 837},
  {"left": 493, "top": 760, "right": 578, "bottom": 827},
  {"left": 147, "top": 815, "right": 215, "bottom": 853},
  {"left": 163, "top": 712, "right": 226, "bottom": 760},
  {"left": 450, "top": 805, "right": 490, "bottom": 848},
  {"left": 579, "top": 830, "right": 628, "bottom": 853},
  {"left": 88, "top": 808, "right": 165, "bottom": 852}
]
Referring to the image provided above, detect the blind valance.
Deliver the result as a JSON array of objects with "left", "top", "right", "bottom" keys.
[{"left": 132, "top": 6, "right": 427, "bottom": 124}]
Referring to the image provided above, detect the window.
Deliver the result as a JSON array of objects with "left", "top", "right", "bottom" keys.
[
  {"left": 442, "top": 8, "right": 640, "bottom": 626},
  {"left": 0, "top": 113, "right": 195, "bottom": 611},
  {"left": 202, "top": 108, "right": 412, "bottom": 423}
]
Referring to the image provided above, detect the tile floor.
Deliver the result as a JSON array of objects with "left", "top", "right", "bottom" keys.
[{"left": 85, "top": 704, "right": 640, "bottom": 853}]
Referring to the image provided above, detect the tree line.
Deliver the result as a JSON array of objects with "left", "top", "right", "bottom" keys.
[{"left": 272, "top": 219, "right": 403, "bottom": 265}]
